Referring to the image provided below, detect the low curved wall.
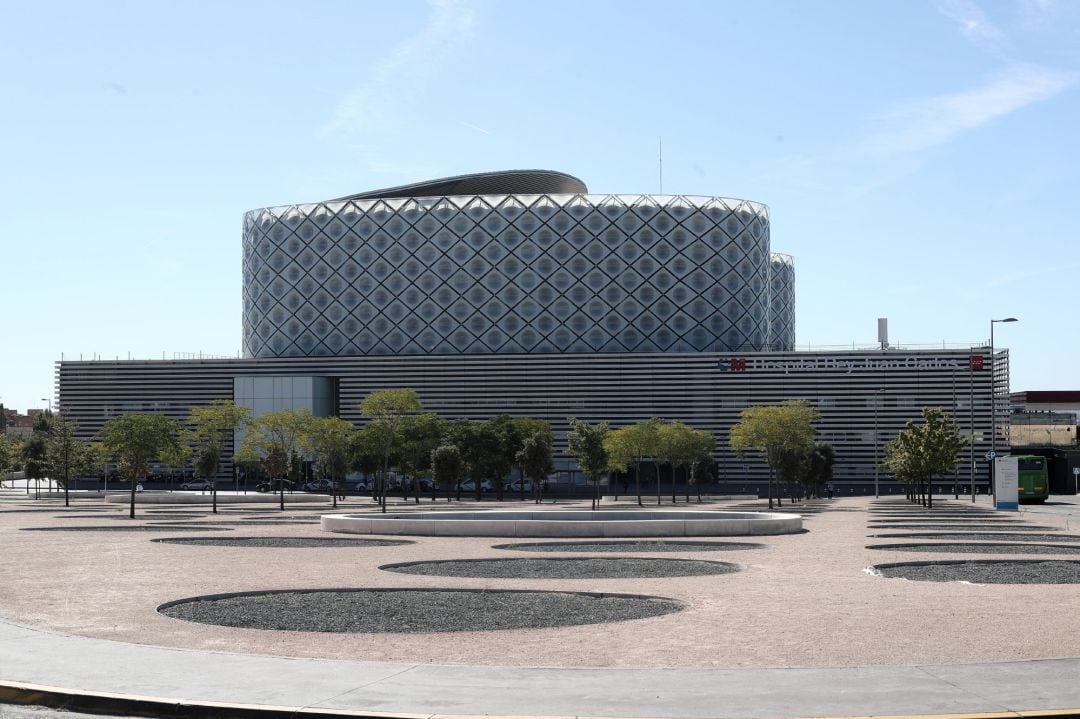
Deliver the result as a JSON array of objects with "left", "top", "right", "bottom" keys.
[
  {"left": 105, "top": 492, "right": 328, "bottom": 505},
  {"left": 322, "top": 510, "right": 801, "bottom": 537}
]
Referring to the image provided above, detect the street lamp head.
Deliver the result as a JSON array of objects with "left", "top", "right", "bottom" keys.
[{"left": 993, "top": 317, "right": 1019, "bottom": 324}]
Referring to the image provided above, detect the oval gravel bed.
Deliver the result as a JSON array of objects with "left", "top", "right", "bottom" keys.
[
  {"left": 379, "top": 557, "right": 738, "bottom": 578},
  {"left": 868, "top": 523, "right": 1058, "bottom": 531},
  {"left": 158, "top": 588, "right": 685, "bottom": 632},
  {"left": 871, "top": 532, "right": 1080, "bottom": 542},
  {"left": 54, "top": 513, "right": 208, "bottom": 520},
  {"left": 874, "top": 559, "right": 1080, "bottom": 584},
  {"left": 20, "top": 525, "right": 232, "bottom": 532},
  {"left": 493, "top": 540, "right": 763, "bottom": 553},
  {"left": 152, "top": 536, "right": 413, "bottom": 548},
  {"left": 867, "top": 543, "right": 1080, "bottom": 555}
]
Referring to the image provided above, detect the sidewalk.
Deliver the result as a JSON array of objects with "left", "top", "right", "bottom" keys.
[{"left": 3, "top": 617, "right": 1080, "bottom": 719}]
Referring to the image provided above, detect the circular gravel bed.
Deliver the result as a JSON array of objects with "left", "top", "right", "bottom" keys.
[
  {"left": 20, "top": 525, "right": 232, "bottom": 532},
  {"left": 874, "top": 559, "right": 1080, "bottom": 584},
  {"left": 380, "top": 557, "right": 739, "bottom": 578},
  {"left": 494, "top": 540, "right": 763, "bottom": 553},
  {"left": 158, "top": 588, "right": 685, "bottom": 632},
  {"left": 867, "top": 543, "right": 1080, "bottom": 555},
  {"left": 871, "top": 532, "right": 1080, "bottom": 542},
  {"left": 54, "top": 513, "right": 208, "bottom": 520},
  {"left": 200, "top": 520, "right": 321, "bottom": 526},
  {"left": 152, "top": 536, "right": 413, "bottom": 548}
]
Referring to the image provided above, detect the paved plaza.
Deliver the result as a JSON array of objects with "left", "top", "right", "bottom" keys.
[{"left": 2, "top": 490, "right": 1080, "bottom": 718}]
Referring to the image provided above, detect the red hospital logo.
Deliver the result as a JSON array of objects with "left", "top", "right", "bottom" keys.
[
  {"left": 730, "top": 358, "right": 747, "bottom": 372},
  {"left": 969, "top": 355, "right": 984, "bottom": 370}
]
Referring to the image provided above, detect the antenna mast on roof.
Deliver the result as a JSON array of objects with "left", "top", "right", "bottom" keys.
[{"left": 659, "top": 136, "right": 663, "bottom": 194}]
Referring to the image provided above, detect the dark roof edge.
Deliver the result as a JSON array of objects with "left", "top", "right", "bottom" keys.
[{"left": 331, "top": 170, "right": 588, "bottom": 202}]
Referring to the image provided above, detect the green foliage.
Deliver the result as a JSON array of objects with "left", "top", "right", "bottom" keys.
[
  {"left": 0, "top": 434, "right": 23, "bottom": 481},
  {"left": 883, "top": 407, "right": 965, "bottom": 487},
  {"left": 605, "top": 417, "right": 661, "bottom": 505},
  {"left": 47, "top": 414, "right": 96, "bottom": 493},
  {"left": 22, "top": 411, "right": 53, "bottom": 482},
  {"left": 302, "top": 415, "right": 355, "bottom": 482},
  {"left": 566, "top": 417, "right": 610, "bottom": 509},
  {"left": 517, "top": 431, "right": 554, "bottom": 502},
  {"left": 397, "top": 413, "right": 447, "bottom": 481},
  {"left": 237, "top": 408, "right": 313, "bottom": 480},
  {"left": 360, "top": 388, "right": 422, "bottom": 508},
  {"left": 99, "top": 413, "right": 185, "bottom": 517},
  {"left": 431, "top": 444, "right": 463, "bottom": 493},
  {"left": 349, "top": 422, "right": 388, "bottom": 477},
  {"left": 803, "top": 442, "right": 835, "bottom": 495},
  {"left": 452, "top": 418, "right": 513, "bottom": 499},
  {"left": 729, "top": 400, "right": 820, "bottom": 507},
  {"left": 99, "top": 413, "right": 185, "bottom": 482},
  {"left": 185, "top": 400, "right": 251, "bottom": 478}
]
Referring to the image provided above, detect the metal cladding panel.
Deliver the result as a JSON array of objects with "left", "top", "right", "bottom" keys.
[
  {"left": 767, "top": 253, "right": 795, "bottom": 351},
  {"left": 57, "top": 348, "right": 1002, "bottom": 488},
  {"left": 242, "top": 194, "right": 774, "bottom": 358}
]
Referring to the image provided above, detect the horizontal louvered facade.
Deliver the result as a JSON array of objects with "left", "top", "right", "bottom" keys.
[{"left": 57, "top": 348, "right": 1008, "bottom": 491}]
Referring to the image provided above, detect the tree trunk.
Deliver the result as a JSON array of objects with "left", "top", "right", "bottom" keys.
[
  {"left": 767, "top": 468, "right": 774, "bottom": 509},
  {"left": 129, "top": 475, "right": 137, "bottom": 519},
  {"left": 656, "top": 462, "right": 662, "bottom": 505},
  {"left": 213, "top": 485, "right": 218, "bottom": 513},
  {"left": 635, "top": 462, "right": 643, "bottom": 507}
]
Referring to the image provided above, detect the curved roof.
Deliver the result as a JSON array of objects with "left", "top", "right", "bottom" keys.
[{"left": 332, "top": 170, "right": 588, "bottom": 201}]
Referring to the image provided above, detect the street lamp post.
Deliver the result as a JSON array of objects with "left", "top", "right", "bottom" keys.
[
  {"left": 990, "top": 317, "right": 1018, "bottom": 501},
  {"left": 873, "top": 388, "right": 885, "bottom": 498}
]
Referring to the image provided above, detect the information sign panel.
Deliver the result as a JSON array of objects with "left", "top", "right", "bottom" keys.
[{"left": 995, "top": 456, "right": 1018, "bottom": 511}]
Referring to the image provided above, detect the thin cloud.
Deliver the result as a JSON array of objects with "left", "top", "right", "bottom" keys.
[
  {"left": 457, "top": 120, "right": 492, "bottom": 135},
  {"left": 936, "top": 0, "right": 1007, "bottom": 55},
  {"left": 320, "top": 0, "right": 476, "bottom": 137},
  {"left": 862, "top": 63, "right": 1076, "bottom": 155}
]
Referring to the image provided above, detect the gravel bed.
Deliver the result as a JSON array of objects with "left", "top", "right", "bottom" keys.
[
  {"left": 493, "top": 540, "right": 763, "bottom": 553},
  {"left": 152, "top": 536, "right": 413, "bottom": 548},
  {"left": 870, "top": 532, "right": 1080, "bottom": 542},
  {"left": 874, "top": 559, "right": 1080, "bottom": 584},
  {"left": 867, "top": 543, "right": 1080, "bottom": 554},
  {"left": 54, "top": 513, "right": 208, "bottom": 520},
  {"left": 868, "top": 523, "right": 1058, "bottom": 531},
  {"left": 159, "top": 588, "right": 685, "bottom": 632},
  {"left": 380, "top": 557, "right": 739, "bottom": 578},
  {"left": 200, "top": 520, "right": 321, "bottom": 526},
  {"left": 20, "top": 525, "right": 232, "bottom": 532}
]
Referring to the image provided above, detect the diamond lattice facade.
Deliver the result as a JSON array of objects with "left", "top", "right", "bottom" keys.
[
  {"left": 768, "top": 253, "right": 795, "bottom": 351},
  {"left": 243, "top": 179, "right": 791, "bottom": 358}
]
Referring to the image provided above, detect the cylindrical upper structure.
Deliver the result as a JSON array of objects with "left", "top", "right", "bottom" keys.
[
  {"left": 242, "top": 171, "right": 782, "bottom": 358},
  {"left": 768, "top": 253, "right": 795, "bottom": 351}
]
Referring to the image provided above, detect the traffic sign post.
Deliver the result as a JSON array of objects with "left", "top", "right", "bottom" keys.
[{"left": 1073, "top": 466, "right": 1079, "bottom": 496}]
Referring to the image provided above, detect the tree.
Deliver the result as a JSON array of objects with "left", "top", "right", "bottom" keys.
[
  {"left": 349, "top": 422, "right": 388, "bottom": 499},
  {"left": 517, "top": 431, "right": 555, "bottom": 504},
  {"left": 47, "top": 413, "right": 96, "bottom": 507},
  {"left": 99, "top": 413, "right": 185, "bottom": 518},
  {"left": 431, "top": 444, "right": 463, "bottom": 503},
  {"left": 0, "top": 434, "right": 22, "bottom": 489},
  {"left": 803, "top": 442, "right": 835, "bottom": 498},
  {"left": 360, "top": 388, "right": 422, "bottom": 512},
  {"left": 22, "top": 410, "right": 53, "bottom": 498},
  {"left": 729, "top": 400, "right": 820, "bottom": 509},
  {"left": 302, "top": 416, "right": 355, "bottom": 508},
  {"left": 185, "top": 400, "right": 251, "bottom": 513},
  {"left": 237, "top": 408, "right": 312, "bottom": 511},
  {"left": 510, "top": 418, "right": 553, "bottom": 501},
  {"left": 453, "top": 419, "right": 513, "bottom": 501},
  {"left": 566, "top": 417, "right": 610, "bottom": 510},
  {"left": 604, "top": 418, "right": 662, "bottom": 507},
  {"left": 883, "top": 407, "right": 965, "bottom": 509},
  {"left": 396, "top": 413, "right": 446, "bottom": 502},
  {"left": 657, "top": 421, "right": 708, "bottom": 504}
]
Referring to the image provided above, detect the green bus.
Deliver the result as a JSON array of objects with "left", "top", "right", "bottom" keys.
[{"left": 1016, "top": 455, "right": 1049, "bottom": 503}]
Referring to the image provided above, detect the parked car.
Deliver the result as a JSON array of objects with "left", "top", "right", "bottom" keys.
[
  {"left": 302, "top": 478, "right": 335, "bottom": 492},
  {"left": 255, "top": 478, "right": 295, "bottom": 493},
  {"left": 180, "top": 478, "right": 216, "bottom": 491},
  {"left": 503, "top": 478, "right": 534, "bottom": 493},
  {"left": 350, "top": 477, "right": 374, "bottom": 492},
  {"left": 460, "top": 479, "right": 495, "bottom": 493}
]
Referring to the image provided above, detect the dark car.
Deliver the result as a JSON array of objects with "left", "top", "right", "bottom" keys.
[
  {"left": 302, "top": 478, "right": 335, "bottom": 492},
  {"left": 255, "top": 479, "right": 295, "bottom": 493}
]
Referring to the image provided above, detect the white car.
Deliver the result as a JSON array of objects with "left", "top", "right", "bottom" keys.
[
  {"left": 180, "top": 478, "right": 216, "bottom": 491},
  {"left": 504, "top": 478, "right": 535, "bottom": 493}
]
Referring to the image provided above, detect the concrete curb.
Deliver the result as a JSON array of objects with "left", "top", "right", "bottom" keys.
[{"left": 4, "top": 680, "right": 1080, "bottom": 719}]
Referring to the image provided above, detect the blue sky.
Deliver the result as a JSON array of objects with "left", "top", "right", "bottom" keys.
[{"left": 2, "top": 0, "right": 1078, "bottom": 412}]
